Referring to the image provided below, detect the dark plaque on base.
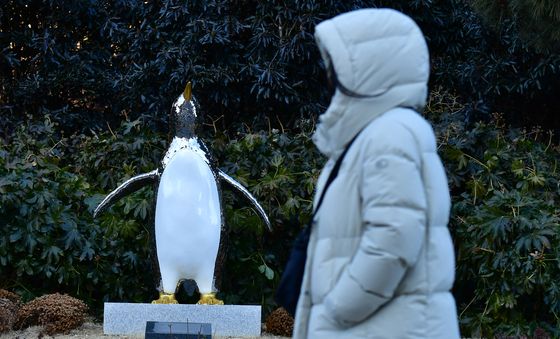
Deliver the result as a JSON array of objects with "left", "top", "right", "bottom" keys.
[{"left": 145, "top": 321, "right": 212, "bottom": 339}]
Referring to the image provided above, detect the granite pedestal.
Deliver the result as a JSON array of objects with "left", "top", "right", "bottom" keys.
[{"left": 103, "top": 302, "right": 261, "bottom": 337}]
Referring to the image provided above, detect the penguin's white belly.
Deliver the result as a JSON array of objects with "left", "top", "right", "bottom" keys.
[{"left": 154, "top": 148, "right": 221, "bottom": 294}]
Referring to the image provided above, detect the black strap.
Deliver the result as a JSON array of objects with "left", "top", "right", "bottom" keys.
[{"left": 311, "top": 132, "right": 360, "bottom": 221}]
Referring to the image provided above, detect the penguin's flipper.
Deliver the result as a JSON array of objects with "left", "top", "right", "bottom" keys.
[
  {"left": 218, "top": 170, "right": 272, "bottom": 231},
  {"left": 93, "top": 169, "right": 159, "bottom": 218}
]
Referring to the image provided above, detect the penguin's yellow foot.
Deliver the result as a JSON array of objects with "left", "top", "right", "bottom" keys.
[
  {"left": 197, "top": 293, "right": 224, "bottom": 305},
  {"left": 151, "top": 293, "right": 178, "bottom": 304}
]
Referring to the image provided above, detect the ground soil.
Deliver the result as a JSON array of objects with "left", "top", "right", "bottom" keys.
[{"left": 0, "top": 319, "right": 290, "bottom": 339}]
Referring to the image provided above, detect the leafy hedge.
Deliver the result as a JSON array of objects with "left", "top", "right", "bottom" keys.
[
  {"left": 428, "top": 90, "right": 560, "bottom": 337},
  {"left": 0, "top": 117, "right": 164, "bottom": 308},
  {"left": 2, "top": 0, "right": 559, "bottom": 135},
  {"left": 472, "top": 0, "right": 560, "bottom": 52},
  {"left": 1, "top": 1, "right": 559, "bottom": 332},
  {"left": 2, "top": 90, "right": 559, "bottom": 337},
  {"left": 0, "top": 114, "right": 324, "bottom": 317},
  {"left": 212, "top": 121, "right": 324, "bottom": 309}
]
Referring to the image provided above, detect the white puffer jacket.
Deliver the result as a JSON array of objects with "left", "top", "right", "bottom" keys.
[{"left": 293, "top": 9, "right": 460, "bottom": 338}]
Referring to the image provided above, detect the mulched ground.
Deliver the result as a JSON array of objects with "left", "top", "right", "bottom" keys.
[{"left": 0, "top": 320, "right": 290, "bottom": 339}]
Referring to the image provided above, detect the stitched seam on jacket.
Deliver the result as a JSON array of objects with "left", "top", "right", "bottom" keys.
[
  {"left": 395, "top": 113, "right": 430, "bottom": 336},
  {"left": 331, "top": 22, "right": 359, "bottom": 90},
  {"left": 365, "top": 203, "right": 425, "bottom": 213}
]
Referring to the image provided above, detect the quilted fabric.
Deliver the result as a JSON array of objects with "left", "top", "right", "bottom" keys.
[{"left": 293, "top": 8, "right": 460, "bottom": 339}]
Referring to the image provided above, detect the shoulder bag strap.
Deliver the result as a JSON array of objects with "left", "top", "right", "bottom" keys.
[{"left": 311, "top": 131, "right": 361, "bottom": 221}]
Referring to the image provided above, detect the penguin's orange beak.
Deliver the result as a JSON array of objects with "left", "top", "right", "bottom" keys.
[{"left": 183, "top": 81, "right": 192, "bottom": 101}]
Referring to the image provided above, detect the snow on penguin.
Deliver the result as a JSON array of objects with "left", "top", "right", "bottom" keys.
[{"left": 93, "top": 82, "right": 271, "bottom": 304}]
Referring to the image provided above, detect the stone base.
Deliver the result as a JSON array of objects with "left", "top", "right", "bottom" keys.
[{"left": 103, "top": 302, "right": 261, "bottom": 337}]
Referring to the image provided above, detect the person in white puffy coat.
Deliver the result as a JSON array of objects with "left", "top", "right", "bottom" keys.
[{"left": 292, "top": 8, "right": 461, "bottom": 339}]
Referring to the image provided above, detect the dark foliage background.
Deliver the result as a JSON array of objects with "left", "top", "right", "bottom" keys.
[
  {"left": 1, "top": 0, "right": 560, "bottom": 337},
  {"left": 427, "top": 91, "right": 560, "bottom": 337},
  {"left": 1, "top": 0, "right": 559, "bottom": 135}
]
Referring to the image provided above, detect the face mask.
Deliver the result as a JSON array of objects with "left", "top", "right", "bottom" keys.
[
  {"left": 322, "top": 52, "right": 387, "bottom": 99},
  {"left": 326, "top": 59, "right": 337, "bottom": 98}
]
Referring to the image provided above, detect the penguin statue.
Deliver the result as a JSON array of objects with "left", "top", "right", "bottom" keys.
[{"left": 93, "top": 82, "right": 272, "bottom": 305}]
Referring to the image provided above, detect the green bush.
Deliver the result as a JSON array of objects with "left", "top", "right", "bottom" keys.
[
  {"left": 0, "top": 114, "right": 324, "bottom": 316},
  {"left": 211, "top": 123, "right": 323, "bottom": 312},
  {"left": 427, "top": 90, "right": 560, "bottom": 337},
  {"left": 2, "top": 0, "right": 559, "bottom": 135},
  {"left": 2, "top": 91, "right": 560, "bottom": 335},
  {"left": 0, "top": 116, "right": 164, "bottom": 311},
  {"left": 472, "top": 0, "right": 560, "bottom": 52}
]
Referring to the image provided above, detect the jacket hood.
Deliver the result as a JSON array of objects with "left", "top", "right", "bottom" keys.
[{"left": 312, "top": 8, "right": 430, "bottom": 157}]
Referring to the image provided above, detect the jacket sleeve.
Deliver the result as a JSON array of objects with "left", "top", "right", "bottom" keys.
[{"left": 323, "top": 129, "right": 427, "bottom": 326}]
